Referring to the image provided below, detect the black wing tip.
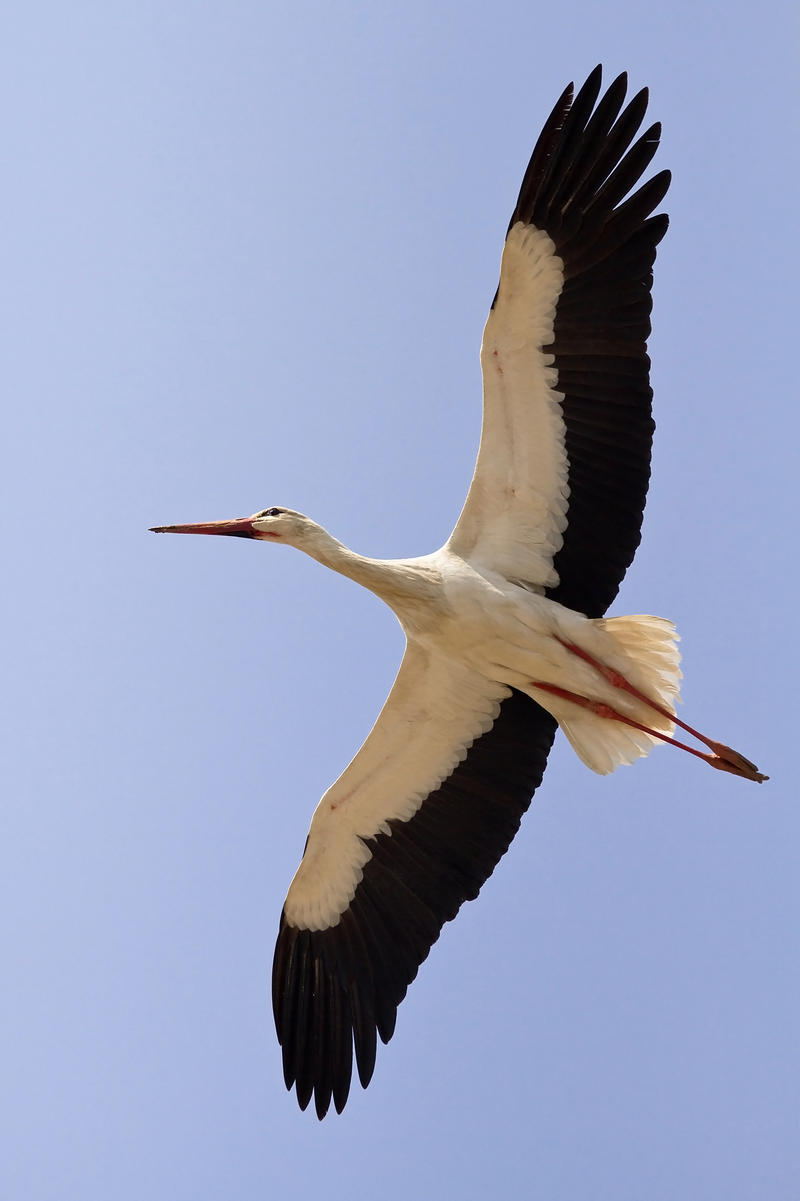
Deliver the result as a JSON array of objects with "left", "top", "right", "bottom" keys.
[
  {"left": 273, "top": 911, "right": 390, "bottom": 1119},
  {"left": 651, "top": 211, "right": 670, "bottom": 242},
  {"left": 508, "top": 67, "right": 668, "bottom": 236},
  {"left": 558, "top": 77, "right": 576, "bottom": 107}
]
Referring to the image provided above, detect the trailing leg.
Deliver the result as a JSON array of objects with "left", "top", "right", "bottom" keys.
[{"left": 550, "top": 638, "right": 767, "bottom": 783}]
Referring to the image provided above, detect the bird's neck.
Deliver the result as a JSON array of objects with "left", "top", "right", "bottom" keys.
[{"left": 301, "top": 528, "right": 438, "bottom": 619}]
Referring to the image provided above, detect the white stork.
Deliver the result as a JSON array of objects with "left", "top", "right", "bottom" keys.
[{"left": 152, "top": 66, "right": 766, "bottom": 1118}]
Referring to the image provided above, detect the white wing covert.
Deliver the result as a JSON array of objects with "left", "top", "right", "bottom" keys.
[{"left": 282, "top": 644, "right": 510, "bottom": 932}]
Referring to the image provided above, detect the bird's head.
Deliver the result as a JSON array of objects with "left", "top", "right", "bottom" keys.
[{"left": 150, "top": 506, "right": 323, "bottom": 550}]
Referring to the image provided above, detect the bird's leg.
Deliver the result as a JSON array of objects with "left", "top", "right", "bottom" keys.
[
  {"left": 531, "top": 681, "right": 727, "bottom": 768},
  {"left": 550, "top": 638, "right": 767, "bottom": 783}
]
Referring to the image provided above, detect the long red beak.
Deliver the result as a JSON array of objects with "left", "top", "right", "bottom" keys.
[{"left": 149, "top": 517, "right": 260, "bottom": 539}]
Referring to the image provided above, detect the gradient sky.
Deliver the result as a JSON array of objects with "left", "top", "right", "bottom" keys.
[{"left": 4, "top": 3, "right": 798, "bottom": 1199}]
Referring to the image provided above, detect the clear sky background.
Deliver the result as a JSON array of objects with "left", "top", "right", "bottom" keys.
[{"left": 3, "top": 3, "right": 798, "bottom": 1199}]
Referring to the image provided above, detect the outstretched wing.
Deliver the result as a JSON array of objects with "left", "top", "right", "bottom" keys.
[
  {"left": 272, "top": 643, "right": 557, "bottom": 1118},
  {"left": 449, "top": 66, "right": 670, "bottom": 617}
]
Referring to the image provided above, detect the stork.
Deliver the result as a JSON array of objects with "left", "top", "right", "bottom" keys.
[{"left": 152, "top": 66, "right": 767, "bottom": 1119}]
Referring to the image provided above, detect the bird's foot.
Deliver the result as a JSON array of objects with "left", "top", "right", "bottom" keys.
[{"left": 705, "top": 743, "right": 769, "bottom": 783}]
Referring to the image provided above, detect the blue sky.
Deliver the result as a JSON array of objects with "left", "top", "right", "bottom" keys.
[{"left": 3, "top": 3, "right": 798, "bottom": 1198}]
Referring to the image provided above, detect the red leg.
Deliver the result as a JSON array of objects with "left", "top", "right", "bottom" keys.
[
  {"left": 531, "top": 681, "right": 717, "bottom": 766},
  {"left": 537, "top": 655, "right": 767, "bottom": 784}
]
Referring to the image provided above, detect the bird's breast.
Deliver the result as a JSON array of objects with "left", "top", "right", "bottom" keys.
[{"left": 409, "top": 571, "right": 565, "bottom": 683}]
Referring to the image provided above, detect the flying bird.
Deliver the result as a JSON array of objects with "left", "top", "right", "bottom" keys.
[{"left": 152, "top": 66, "right": 766, "bottom": 1118}]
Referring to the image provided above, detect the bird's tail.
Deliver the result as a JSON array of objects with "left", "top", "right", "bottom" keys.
[{"left": 549, "top": 614, "right": 683, "bottom": 775}]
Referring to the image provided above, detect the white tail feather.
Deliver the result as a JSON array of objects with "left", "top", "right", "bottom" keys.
[{"left": 546, "top": 615, "right": 682, "bottom": 775}]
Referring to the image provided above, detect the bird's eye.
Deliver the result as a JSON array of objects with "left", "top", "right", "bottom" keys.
[{"left": 258, "top": 507, "right": 282, "bottom": 518}]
